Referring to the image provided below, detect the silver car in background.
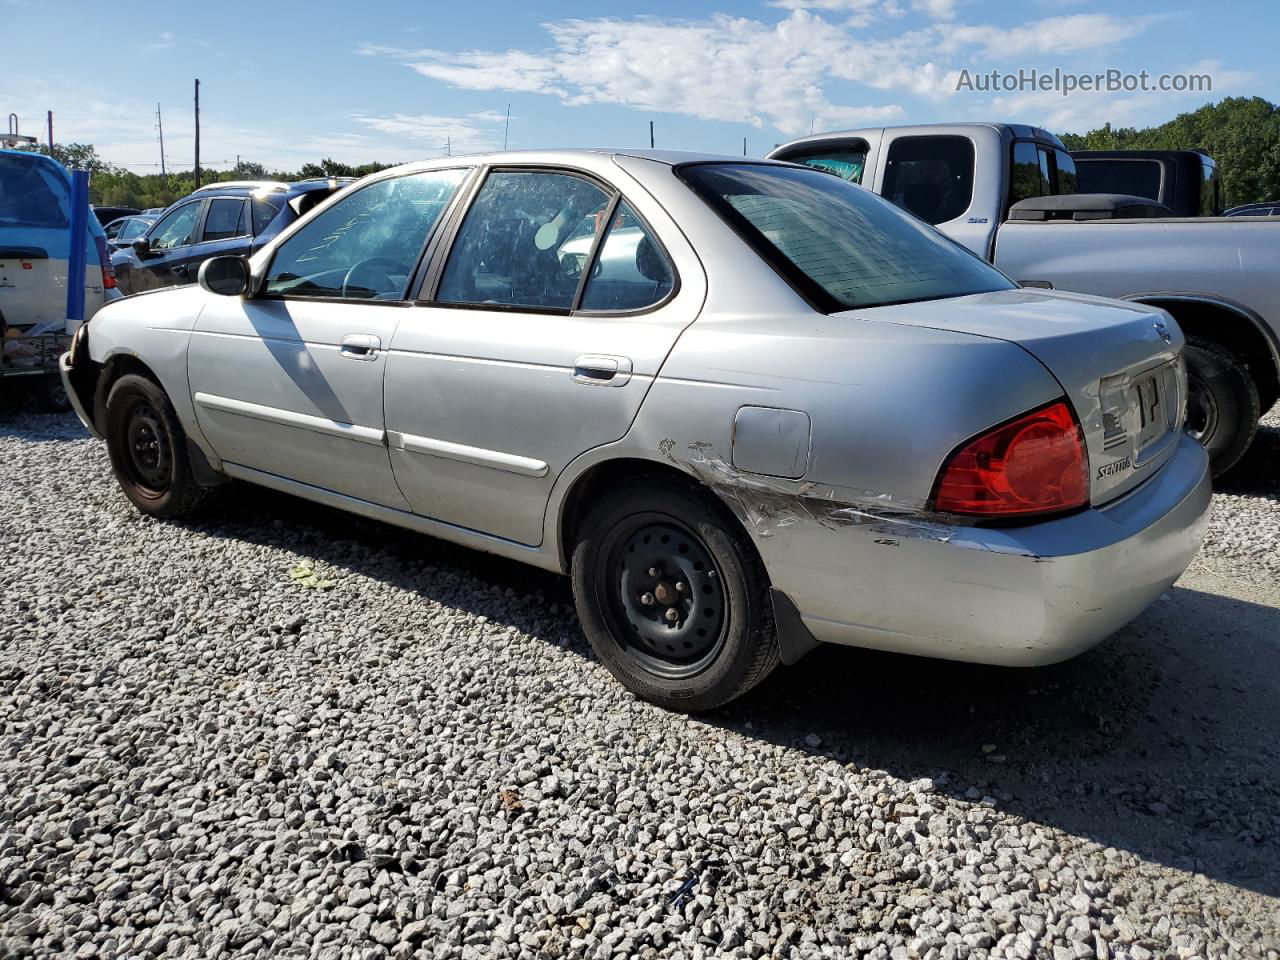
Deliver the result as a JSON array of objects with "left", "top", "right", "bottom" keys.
[{"left": 61, "top": 149, "right": 1210, "bottom": 711}]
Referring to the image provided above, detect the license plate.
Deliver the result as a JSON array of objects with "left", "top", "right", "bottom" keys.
[{"left": 1135, "top": 374, "right": 1165, "bottom": 448}]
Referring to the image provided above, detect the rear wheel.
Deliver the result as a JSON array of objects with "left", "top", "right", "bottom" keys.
[
  {"left": 571, "top": 477, "right": 779, "bottom": 712},
  {"left": 1183, "top": 336, "right": 1259, "bottom": 477},
  {"left": 104, "top": 373, "right": 215, "bottom": 518}
]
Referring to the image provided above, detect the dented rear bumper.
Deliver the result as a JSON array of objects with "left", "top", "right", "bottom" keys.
[{"left": 762, "top": 433, "right": 1211, "bottom": 666}]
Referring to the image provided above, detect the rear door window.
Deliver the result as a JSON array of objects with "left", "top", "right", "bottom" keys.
[
  {"left": 252, "top": 199, "right": 281, "bottom": 235},
  {"left": 880, "top": 135, "right": 974, "bottom": 225},
  {"left": 437, "top": 171, "right": 611, "bottom": 311},
  {"left": 578, "top": 202, "right": 674, "bottom": 312},
  {"left": 1009, "top": 141, "right": 1047, "bottom": 208},
  {"left": 201, "top": 198, "right": 248, "bottom": 242}
]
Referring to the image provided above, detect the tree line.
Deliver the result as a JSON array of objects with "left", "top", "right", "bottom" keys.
[{"left": 19, "top": 96, "right": 1280, "bottom": 211}]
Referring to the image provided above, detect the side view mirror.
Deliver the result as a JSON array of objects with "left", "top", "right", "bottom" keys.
[
  {"left": 131, "top": 237, "right": 152, "bottom": 257},
  {"left": 198, "top": 256, "right": 251, "bottom": 297}
]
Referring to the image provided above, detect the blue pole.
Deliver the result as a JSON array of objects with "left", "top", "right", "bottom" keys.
[{"left": 65, "top": 170, "right": 89, "bottom": 331}]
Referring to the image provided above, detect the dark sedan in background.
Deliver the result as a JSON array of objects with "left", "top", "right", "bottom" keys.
[{"left": 110, "top": 178, "right": 352, "bottom": 295}]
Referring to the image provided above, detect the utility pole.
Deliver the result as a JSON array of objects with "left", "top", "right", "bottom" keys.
[
  {"left": 156, "top": 103, "right": 166, "bottom": 176},
  {"left": 445, "top": 137, "right": 450, "bottom": 157},
  {"left": 46, "top": 110, "right": 53, "bottom": 151},
  {"left": 649, "top": 121, "right": 654, "bottom": 149},
  {"left": 193, "top": 78, "right": 201, "bottom": 189},
  {"left": 503, "top": 104, "right": 510, "bottom": 151},
  {"left": 743, "top": 136, "right": 747, "bottom": 157}
]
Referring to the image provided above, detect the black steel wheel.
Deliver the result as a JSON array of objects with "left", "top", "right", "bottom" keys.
[
  {"left": 1182, "top": 336, "right": 1259, "bottom": 477},
  {"left": 604, "top": 518, "right": 728, "bottom": 679},
  {"left": 572, "top": 476, "right": 779, "bottom": 712},
  {"left": 104, "top": 373, "right": 216, "bottom": 518}
]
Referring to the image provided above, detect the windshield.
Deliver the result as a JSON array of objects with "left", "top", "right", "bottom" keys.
[
  {"left": 679, "top": 162, "right": 1013, "bottom": 311},
  {"left": 0, "top": 153, "right": 70, "bottom": 229}
]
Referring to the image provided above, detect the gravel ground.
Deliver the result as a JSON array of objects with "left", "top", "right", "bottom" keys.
[{"left": 2, "top": 410, "right": 1278, "bottom": 960}]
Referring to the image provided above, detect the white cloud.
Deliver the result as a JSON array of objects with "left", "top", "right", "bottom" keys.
[
  {"left": 911, "top": 0, "right": 958, "bottom": 20},
  {"left": 937, "top": 14, "right": 1158, "bottom": 59},
  {"left": 349, "top": 112, "right": 508, "bottom": 154}
]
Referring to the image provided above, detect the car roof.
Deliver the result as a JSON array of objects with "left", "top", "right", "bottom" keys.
[{"left": 189, "top": 178, "right": 356, "bottom": 200}]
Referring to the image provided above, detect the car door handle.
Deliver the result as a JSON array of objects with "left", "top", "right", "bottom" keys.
[
  {"left": 572, "top": 354, "right": 632, "bottom": 387},
  {"left": 340, "top": 334, "right": 381, "bottom": 361},
  {"left": 170, "top": 264, "right": 187, "bottom": 276}
]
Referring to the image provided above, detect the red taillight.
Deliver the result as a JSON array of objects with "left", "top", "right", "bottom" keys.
[
  {"left": 933, "top": 400, "right": 1089, "bottom": 518},
  {"left": 93, "top": 236, "right": 117, "bottom": 289}
]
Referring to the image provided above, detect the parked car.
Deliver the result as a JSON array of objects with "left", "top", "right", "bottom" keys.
[
  {"left": 1, "top": 149, "right": 119, "bottom": 332},
  {"left": 110, "top": 178, "right": 353, "bottom": 296},
  {"left": 771, "top": 123, "right": 1280, "bottom": 476},
  {"left": 62, "top": 150, "right": 1210, "bottom": 711},
  {"left": 103, "top": 213, "right": 157, "bottom": 248},
  {"left": 2, "top": 148, "right": 120, "bottom": 409},
  {"left": 1072, "top": 149, "right": 1221, "bottom": 217},
  {"left": 1223, "top": 201, "right": 1280, "bottom": 217},
  {"left": 91, "top": 205, "right": 139, "bottom": 226}
]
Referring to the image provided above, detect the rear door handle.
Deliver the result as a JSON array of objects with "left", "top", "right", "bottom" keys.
[
  {"left": 341, "top": 333, "right": 381, "bottom": 361},
  {"left": 572, "top": 354, "right": 632, "bottom": 387}
]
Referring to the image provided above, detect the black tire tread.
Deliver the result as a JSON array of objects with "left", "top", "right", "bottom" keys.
[{"left": 1184, "top": 335, "right": 1260, "bottom": 477}]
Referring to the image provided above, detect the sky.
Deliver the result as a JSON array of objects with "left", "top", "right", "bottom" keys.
[{"left": 2, "top": 0, "right": 1274, "bottom": 173}]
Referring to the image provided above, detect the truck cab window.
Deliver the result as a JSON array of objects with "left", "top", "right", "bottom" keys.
[
  {"left": 881, "top": 136, "right": 974, "bottom": 225},
  {"left": 1053, "top": 149, "right": 1079, "bottom": 195}
]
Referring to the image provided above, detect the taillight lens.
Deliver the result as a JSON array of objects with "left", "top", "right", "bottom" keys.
[
  {"left": 93, "top": 236, "right": 117, "bottom": 289},
  {"left": 933, "top": 400, "right": 1089, "bottom": 518}
]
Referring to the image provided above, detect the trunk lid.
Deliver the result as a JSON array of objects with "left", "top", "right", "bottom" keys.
[{"left": 840, "top": 288, "right": 1185, "bottom": 505}]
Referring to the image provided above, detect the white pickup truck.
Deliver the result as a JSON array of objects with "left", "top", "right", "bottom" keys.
[{"left": 769, "top": 123, "right": 1280, "bottom": 475}]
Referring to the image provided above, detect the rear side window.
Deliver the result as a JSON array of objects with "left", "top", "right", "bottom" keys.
[
  {"left": 680, "top": 162, "right": 1013, "bottom": 312},
  {"left": 1053, "top": 149, "right": 1078, "bottom": 194},
  {"left": 1200, "top": 161, "right": 1219, "bottom": 216},
  {"left": 202, "top": 198, "right": 247, "bottom": 242},
  {"left": 252, "top": 199, "right": 281, "bottom": 235},
  {"left": 0, "top": 153, "right": 69, "bottom": 229},
  {"left": 881, "top": 135, "right": 974, "bottom": 225},
  {"left": 579, "top": 202, "right": 674, "bottom": 312},
  {"left": 437, "top": 171, "right": 611, "bottom": 311}
]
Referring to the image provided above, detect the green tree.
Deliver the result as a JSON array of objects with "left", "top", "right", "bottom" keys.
[{"left": 1061, "top": 97, "right": 1280, "bottom": 207}]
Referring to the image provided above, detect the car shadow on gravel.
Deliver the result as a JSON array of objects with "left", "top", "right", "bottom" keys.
[
  {"left": 1215, "top": 420, "right": 1279, "bottom": 498},
  {"left": 717, "top": 585, "right": 1280, "bottom": 899},
  {"left": 182, "top": 473, "right": 1279, "bottom": 899}
]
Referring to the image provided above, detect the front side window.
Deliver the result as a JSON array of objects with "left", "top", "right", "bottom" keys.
[
  {"left": 579, "top": 202, "right": 674, "bottom": 312},
  {"left": 1009, "top": 142, "right": 1047, "bottom": 208},
  {"left": 437, "top": 171, "right": 611, "bottom": 311},
  {"left": 202, "top": 198, "right": 247, "bottom": 242},
  {"left": 881, "top": 135, "right": 974, "bottom": 225},
  {"left": 1053, "top": 149, "right": 1078, "bottom": 194},
  {"left": 264, "top": 169, "right": 467, "bottom": 300},
  {"left": 680, "top": 162, "right": 1013, "bottom": 312},
  {"left": 149, "top": 202, "right": 201, "bottom": 251}
]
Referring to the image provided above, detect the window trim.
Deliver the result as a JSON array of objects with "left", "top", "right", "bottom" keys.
[
  {"left": 415, "top": 163, "right": 680, "bottom": 319},
  {"left": 674, "top": 159, "right": 1012, "bottom": 316},
  {"left": 253, "top": 166, "right": 475, "bottom": 306}
]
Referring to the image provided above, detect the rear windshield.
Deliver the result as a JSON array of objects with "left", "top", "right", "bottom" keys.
[
  {"left": 679, "top": 162, "right": 1013, "bottom": 311},
  {"left": 0, "top": 153, "right": 70, "bottom": 229}
]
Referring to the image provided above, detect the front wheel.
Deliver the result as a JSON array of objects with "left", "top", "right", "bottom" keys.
[
  {"left": 104, "top": 373, "right": 215, "bottom": 518},
  {"left": 1183, "top": 336, "right": 1259, "bottom": 477},
  {"left": 571, "top": 478, "right": 779, "bottom": 712}
]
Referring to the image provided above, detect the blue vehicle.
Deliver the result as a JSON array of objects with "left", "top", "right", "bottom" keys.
[{"left": 111, "top": 178, "right": 353, "bottom": 295}]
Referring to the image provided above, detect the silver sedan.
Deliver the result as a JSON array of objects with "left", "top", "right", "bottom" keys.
[{"left": 61, "top": 149, "right": 1211, "bottom": 711}]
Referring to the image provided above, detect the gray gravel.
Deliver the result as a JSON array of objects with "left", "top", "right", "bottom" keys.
[
  {"left": 1197, "top": 405, "right": 1280, "bottom": 582},
  {"left": 2, "top": 411, "right": 1278, "bottom": 960}
]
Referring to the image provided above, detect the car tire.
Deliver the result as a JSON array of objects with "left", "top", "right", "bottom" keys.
[
  {"left": 33, "top": 374, "right": 72, "bottom": 413},
  {"left": 571, "top": 477, "right": 780, "bottom": 712},
  {"left": 104, "top": 373, "right": 215, "bottom": 518},
  {"left": 1183, "top": 336, "right": 1259, "bottom": 477}
]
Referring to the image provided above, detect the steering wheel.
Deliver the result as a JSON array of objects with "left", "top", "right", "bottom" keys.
[{"left": 341, "top": 257, "right": 412, "bottom": 299}]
